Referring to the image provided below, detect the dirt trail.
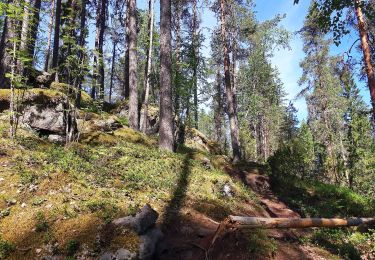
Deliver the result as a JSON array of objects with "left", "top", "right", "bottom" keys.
[{"left": 156, "top": 166, "right": 338, "bottom": 260}]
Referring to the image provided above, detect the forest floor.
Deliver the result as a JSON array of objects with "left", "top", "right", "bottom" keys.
[{"left": 0, "top": 113, "right": 374, "bottom": 259}]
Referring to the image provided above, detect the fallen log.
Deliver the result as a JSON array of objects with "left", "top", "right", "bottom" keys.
[{"left": 228, "top": 216, "right": 375, "bottom": 229}]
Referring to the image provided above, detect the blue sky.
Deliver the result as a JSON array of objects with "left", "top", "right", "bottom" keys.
[{"left": 133, "top": 1, "right": 370, "bottom": 121}]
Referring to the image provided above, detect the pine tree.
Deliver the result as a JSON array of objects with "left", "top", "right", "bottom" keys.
[
  {"left": 159, "top": 0, "right": 174, "bottom": 151},
  {"left": 128, "top": 0, "right": 138, "bottom": 130}
]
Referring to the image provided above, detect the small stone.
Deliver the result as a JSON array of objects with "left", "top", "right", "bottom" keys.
[
  {"left": 46, "top": 204, "right": 53, "bottom": 209},
  {"left": 21, "top": 203, "right": 27, "bottom": 208},
  {"left": 222, "top": 183, "right": 234, "bottom": 197},
  {"left": 0, "top": 177, "right": 4, "bottom": 182},
  {"left": 115, "top": 248, "right": 136, "bottom": 260},
  {"left": 29, "top": 184, "right": 38, "bottom": 192},
  {"left": 99, "top": 252, "right": 114, "bottom": 260},
  {"left": 48, "top": 134, "right": 65, "bottom": 143},
  {"left": 6, "top": 199, "right": 17, "bottom": 206},
  {"left": 36, "top": 248, "right": 42, "bottom": 254}
]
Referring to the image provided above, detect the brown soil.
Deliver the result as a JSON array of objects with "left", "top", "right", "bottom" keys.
[{"left": 156, "top": 166, "right": 339, "bottom": 260}]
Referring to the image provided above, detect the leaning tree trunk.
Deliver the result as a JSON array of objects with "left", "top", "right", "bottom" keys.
[
  {"left": 355, "top": 1, "right": 375, "bottom": 121},
  {"left": 141, "top": 0, "right": 155, "bottom": 133},
  {"left": 52, "top": 0, "right": 62, "bottom": 80},
  {"left": 44, "top": 0, "right": 55, "bottom": 72},
  {"left": 159, "top": 0, "right": 174, "bottom": 151},
  {"left": 128, "top": 0, "right": 139, "bottom": 130},
  {"left": 219, "top": 0, "right": 241, "bottom": 162}
]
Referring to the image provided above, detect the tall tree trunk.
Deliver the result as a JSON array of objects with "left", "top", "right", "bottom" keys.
[
  {"left": 355, "top": 2, "right": 375, "bottom": 120},
  {"left": 75, "top": 0, "right": 87, "bottom": 107},
  {"left": 28, "top": 0, "right": 41, "bottom": 63},
  {"left": 52, "top": 0, "right": 62, "bottom": 79},
  {"left": 44, "top": 0, "right": 55, "bottom": 72},
  {"left": 141, "top": 0, "right": 154, "bottom": 133},
  {"left": 18, "top": 0, "right": 31, "bottom": 75},
  {"left": 92, "top": 0, "right": 106, "bottom": 100},
  {"left": 192, "top": 0, "right": 199, "bottom": 129},
  {"left": 123, "top": 0, "right": 130, "bottom": 99},
  {"left": 159, "top": 0, "right": 174, "bottom": 151},
  {"left": 214, "top": 70, "right": 222, "bottom": 142},
  {"left": 109, "top": 41, "right": 117, "bottom": 103},
  {"left": 128, "top": 0, "right": 138, "bottom": 129},
  {"left": 220, "top": 0, "right": 241, "bottom": 162},
  {"left": 174, "top": 0, "right": 183, "bottom": 143},
  {"left": 0, "top": 0, "right": 14, "bottom": 88}
]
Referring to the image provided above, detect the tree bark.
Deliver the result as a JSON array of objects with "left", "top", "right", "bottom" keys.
[
  {"left": 92, "top": 0, "right": 106, "bottom": 100},
  {"left": 159, "top": 0, "right": 174, "bottom": 151},
  {"left": 173, "top": 0, "right": 183, "bottom": 143},
  {"left": 355, "top": 2, "right": 375, "bottom": 120},
  {"left": 109, "top": 41, "right": 117, "bottom": 103},
  {"left": 44, "top": 0, "right": 55, "bottom": 72},
  {"left": 123, "top": 0, "right": 130, "bottom": 99},
  {"left": 18, "top": 0, "right": 31, "bottom": 75},
  {"left": 52, "top": 0, "right": 62, "bottom": 77},
  {"left": 0, "top": 0, "right": 14, "bottom": 88},
  {"left": 141, "top": 0, "right": 154, "bottom": 133},
  {"left": 228, "top": 216, "right": 375, "bottom": 229},
  {"left": 192, "top": 0, "right": 199, "bottom": 129},
  {"left": 28, "top": 0, "right": 42, "bottom": 63},
  {"left": 75, "top": 0, "right": 87, "bottom": 107},
  {"left": 128, "top": 0, "right": 138, "bottom": 129},
  {"left": 214, "top": 70, "right": 222, "bottom": 142},
  {"left": 219, "top": 0, "right": 241, "bottom": 161}
]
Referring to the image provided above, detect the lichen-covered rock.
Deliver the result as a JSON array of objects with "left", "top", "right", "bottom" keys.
[
  {"left": 0, "top": 89, "right": 81, "bottom": 138},
  {"left": 21, "top": 102, "right": 66, "bottom": 134},
  {"left": 185, "top": 128, "right": 222, "bottom": 154},
  {"left": 114, "top": 103, "right": 159, "bottom": 134},
  {"left": 112, "top": 204, "right": 159, "bottom": 235},
  {"left": 36, "top": 72, "right": 53, "bottom": 88}
]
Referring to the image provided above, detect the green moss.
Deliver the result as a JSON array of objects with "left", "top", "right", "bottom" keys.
[{"left": 0, "top": 237, "right": 15, "bottom": 259}]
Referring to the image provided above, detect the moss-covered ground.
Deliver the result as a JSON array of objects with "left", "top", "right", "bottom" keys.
[{"left": 0, "top": 118, "right": 261, "bottom": 259}]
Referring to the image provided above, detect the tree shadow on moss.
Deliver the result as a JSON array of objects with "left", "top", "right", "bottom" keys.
[{"left": 161, "top": 151, "right": 193, "bottom": 227}]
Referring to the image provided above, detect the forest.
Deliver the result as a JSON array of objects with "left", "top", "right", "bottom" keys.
[{"left": 0, "top": 0, "right": 374, "bottom": 259}]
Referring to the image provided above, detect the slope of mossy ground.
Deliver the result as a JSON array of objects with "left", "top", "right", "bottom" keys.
[
  {"left": 271, "top": 175, "right": 375, "bottom": 259},
  {"left": 0, "top": 119, "right": 262, "bottom": 259}
]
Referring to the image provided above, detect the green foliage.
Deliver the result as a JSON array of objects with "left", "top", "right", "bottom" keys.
[
  {"left": 269, "top": 121, "right": 315, "bottom": 178},
  {"left": 310, "top": 228, "right": 361, "bottom": 260},
  {"left": 243, "top": 229, "right": 278, "bottom": 255},
  {"left": 237, "top": 13, "right": 290, "bottom": 162},
  {"left": 0, "top": 236, "right": 15, "bottom": 259},
  {"left": 35, "top": 211, "right": 49, "bottom": 232},
  {"left": 270, "top": 174, "right": 375, "bottom": 218},
  {"left": 65, "top": 239, "right": 80, "bottom": 256}
]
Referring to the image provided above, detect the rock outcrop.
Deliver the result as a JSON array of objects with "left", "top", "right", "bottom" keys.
[{"left": 102, "top": 204, "right": 163, "bottom": 260}]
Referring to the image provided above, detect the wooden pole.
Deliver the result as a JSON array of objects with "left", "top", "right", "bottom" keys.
[{"left": 228, "top": 216, "right": 375, "bottom": 229}]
